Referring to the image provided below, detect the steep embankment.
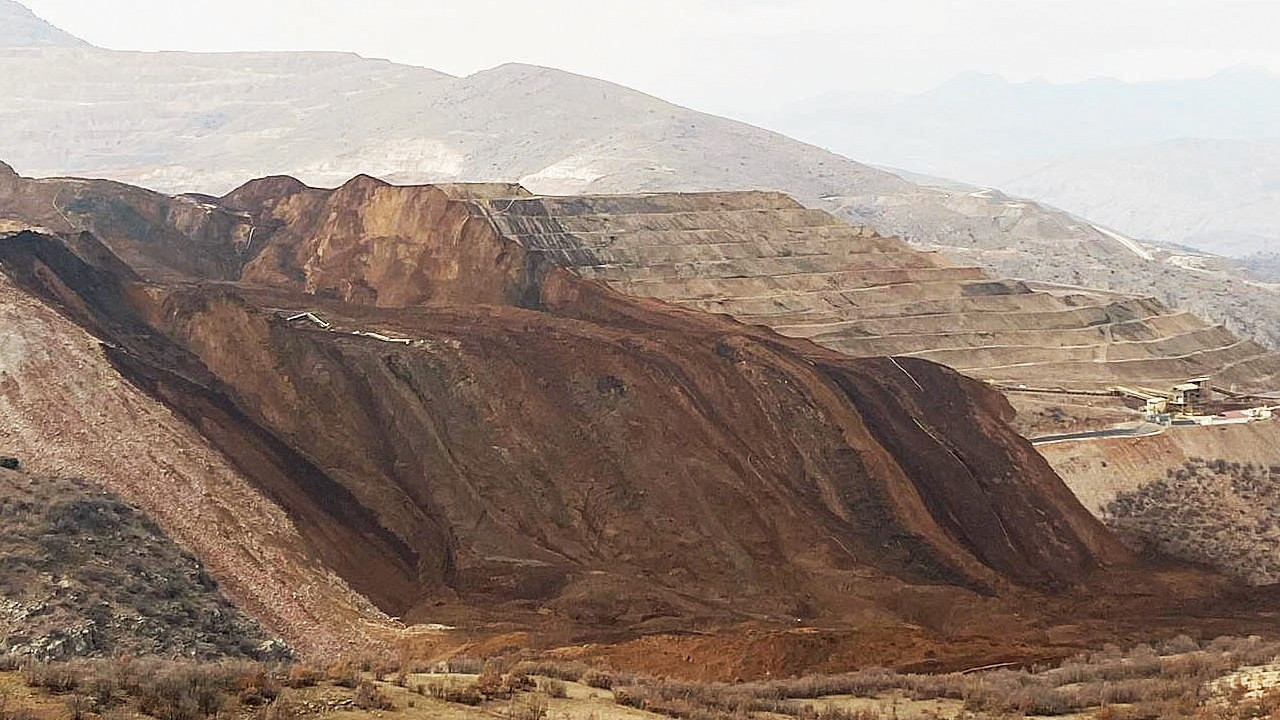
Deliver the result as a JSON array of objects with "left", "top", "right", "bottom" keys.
[
  {"left": 1037, "top": 421, "right": 1280, "bottom": 586},
  {"left": 1101, "top": 459, "right": 1280, "bottom": 585},
  {"left": 0, "top": 169, "right": 1141, "bottom": 655},
  {"left": 0, "top": 468, "right": 277, "bottom": 661},
  {"left": 1039, "top": 423, "right": 1280, "bottom": 515},
  {"left": 0, "top": 261, "right": 395, "bottom": 658}
]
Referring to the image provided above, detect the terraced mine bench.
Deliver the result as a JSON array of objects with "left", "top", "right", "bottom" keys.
[{"left": 467, "top": 190, "right": 1280, "bottom": 420}]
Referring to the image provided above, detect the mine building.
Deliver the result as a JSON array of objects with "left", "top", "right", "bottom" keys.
[{"left": 1169, "top": 377, "right": 1210, "bottom": 414}]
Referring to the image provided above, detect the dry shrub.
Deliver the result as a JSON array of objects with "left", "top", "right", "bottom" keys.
[
  {"left": 324, "top": 661, "right": 361, "bottom": 688},
  {"left": 253, "top": 699, "right": 303, "bottom": 720},
  {"left": 444, "top": 656, "right": 484, "bottom": 674},
  {"left": 582, "top": 669, "right": 616, "bottom": 690},
  {"left": 506, "top": 693, "right": 549, "bottom": 720},
  {"left": 66, "top": 694, "right": 90, "bottom": 720},
  {"left": 426, "top": 679, "right": 484, "bottom": 706},
  {"left": 16, "top": 659, "right": 332, "bottom": 720},
  {"left": 511, "top": 660, "right": 588, "bottom": 682},
  {"left": 538, "top": 678, "right": 568, "bottom": 698},
  {"left": 613, "top": 680, "right": 772, "bottom": 719},
  {"left": 23, "top": 662, "right": 81, "bottom": 693},
  {"left": 135, "top": 666, "right": 226, "bottom": 720},
  {"left": 283, "top": 665, "right": 322, "bottom": 689},
  {"left": 739, "top": 668, "right": 902, "bottom": 700},
  {"left": 601, "top": 635, "right": 1280, "bottom": 720},
  {"left": 364, "top": 658, "right": 397, "bottom": 682},
  {"left": 235, "top": 666, "right": 281, "bottom": 707},
  {"left": 476, "top": 668, "right": 534, "bottom": 700},
  {"left": 353, "top": 680, "right": 393, "bottom": 710}
]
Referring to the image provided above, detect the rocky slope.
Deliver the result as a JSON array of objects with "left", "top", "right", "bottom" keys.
[
  {"left": 0, "top": 468, "right": 278, "bottom": 661},
  {"left": 0, "top": 167, "right": 1151, "bottom": 655},
  {"left": 1240, "top": 253, "right": 1280, "bottom": 283},
  {"left": 0, "top": 11, "right": 1276, "bottom": 349},
  {"left": 0, "top": 193, "right": 398, "bottom": 657},
  {"left": 858, "top": 178, "right": 1280, "bottom": 351}
]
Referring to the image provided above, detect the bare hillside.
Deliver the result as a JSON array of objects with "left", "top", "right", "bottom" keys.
[{"left": 6, "top": 167, "right": 1231, "bottom": 669}]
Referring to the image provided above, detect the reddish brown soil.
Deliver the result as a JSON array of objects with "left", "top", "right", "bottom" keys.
[{"left": 1, "top": 169, "right": 1277, "bottom": 676}]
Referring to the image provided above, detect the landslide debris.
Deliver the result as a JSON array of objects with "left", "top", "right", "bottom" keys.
[
  {"left": 0, "top": 249, "right": 395, "bottom": 660},
  {"left": 0, "top": 168, "right": 1139, "bottom": 646},
  {"left": 0, "top": 468, "right": 279, "bottom": 661}
]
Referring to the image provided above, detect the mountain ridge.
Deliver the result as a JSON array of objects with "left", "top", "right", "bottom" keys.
[
  {"left": 0, "top": 0, "right": 88, "bottom": 47},
  {"left": 758, "top": 67, "right": 1280, "bottom": 260}
]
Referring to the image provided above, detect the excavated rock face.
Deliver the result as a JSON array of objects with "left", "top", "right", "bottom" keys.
[
  {"left": 0, "top": 169, "right": 1134, "bottom": 639},
  {"left": 225, "top": 175, "right": 537, "bottom": 307},
  {"left": 472, "top": 193, "right": 1280, "bottom": 395}
]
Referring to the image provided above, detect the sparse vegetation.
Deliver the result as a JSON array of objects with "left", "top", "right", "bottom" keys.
[
  {"left": 503, "top": 693, "right": 549, "bottom": 720},
  {"left": 536, "top": 677, "right": 567, "bottom": 698},
  {"left": 510, "top": 660, "right": 590, "bottom": 682},
  {"left": 0, "top": 635, "right": 1277, "bottom": 720},
  {"left": 605, "top": 635, "right": 1280, "bottom": 720},
  {"left": 581, "top": 669, "right": 616, "bottom": 690},
  {"left": 0, "top": 474, "right": 281, "bottom": 661},
  {"left": 1103, "top": 459, "right": 1280, "bottom": 583},
  {"left": 352, "top": 681, "right": 392, "bottom": 710},
  {"left": 425, "top": 677, "right": 484, "bottom": 705}
]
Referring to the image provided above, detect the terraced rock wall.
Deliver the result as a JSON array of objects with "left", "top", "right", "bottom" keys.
[{"left": 473, "top": 192, "right": 1280, "bottom": 398}]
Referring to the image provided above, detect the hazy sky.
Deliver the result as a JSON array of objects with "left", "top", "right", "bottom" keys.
[{"left": 20, "top": 0, "right": 1280, "bottom": 118}]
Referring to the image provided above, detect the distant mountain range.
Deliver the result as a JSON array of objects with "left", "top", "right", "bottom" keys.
[
  {"left": 1003, "top": 137, "right": 1280, "bottom": 258},
  {"left": 758, "top": 68, "right": 1280, "bottom": 258},
  {"left": 0, "top": 0, "right": 85, "bottom": 47},
  {"left": 1, "top": 0, "right": 1278, "bottom": 347}
]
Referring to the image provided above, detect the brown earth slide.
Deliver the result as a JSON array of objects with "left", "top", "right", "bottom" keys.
[{"left": 0, "top": 164, "right": 1274, "bottom": 675}]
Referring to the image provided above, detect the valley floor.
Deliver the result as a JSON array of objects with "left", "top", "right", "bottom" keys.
[{"left": 5, "top": 635, "right": 1280, "bottom": 720}]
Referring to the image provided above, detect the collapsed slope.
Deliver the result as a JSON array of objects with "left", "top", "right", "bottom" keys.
[{"left": 0, "top": 168, "right": 1136, "bottom": 649}]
